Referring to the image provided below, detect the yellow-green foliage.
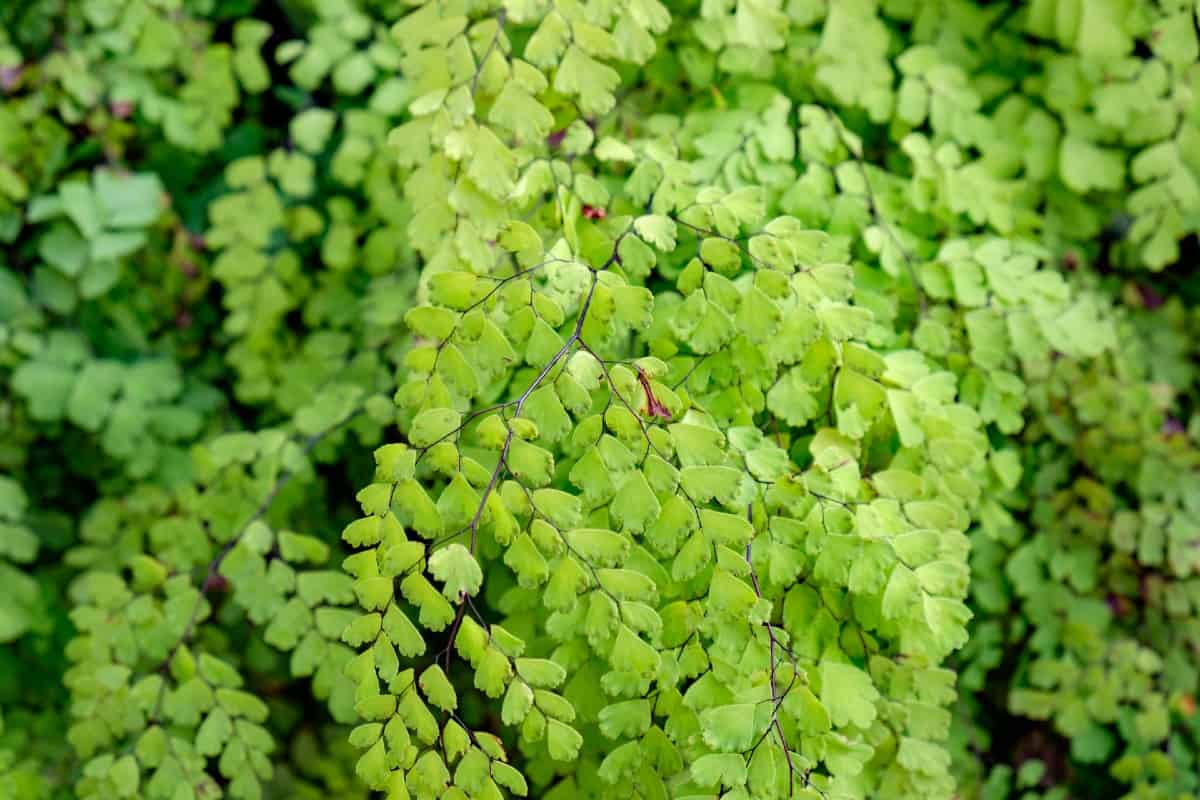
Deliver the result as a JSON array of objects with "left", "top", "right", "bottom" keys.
[{"left": 2, "top": 2, "right": 1199, "bottom": 800}]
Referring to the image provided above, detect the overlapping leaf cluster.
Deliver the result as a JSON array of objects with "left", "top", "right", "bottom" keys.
[
  {"left": 2, "top": 1, "right": 1200, "bottom": 799},
  {"left": 1, "top": 2, "right": 408, "bottom": 798}
]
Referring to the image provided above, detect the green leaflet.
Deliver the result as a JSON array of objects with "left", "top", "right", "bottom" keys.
[{"left": 427, "top": 543, "right": 484, "bottom": 601}]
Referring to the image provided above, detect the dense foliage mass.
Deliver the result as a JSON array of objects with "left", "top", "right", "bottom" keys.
[{"left": 2, "top": 1, "right": 1200, "bottom": 798}]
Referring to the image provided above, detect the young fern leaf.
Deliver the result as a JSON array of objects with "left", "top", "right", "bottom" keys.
[
  {"left": 65, "top": 396, "right": 364, "bottom": 800},
  {"left": 329, "top": 0, "right": 1004, "bottom": 797}
]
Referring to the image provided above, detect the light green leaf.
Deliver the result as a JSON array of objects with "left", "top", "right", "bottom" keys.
[{"left": 820, "top": 661, "right": 879, "bottom": 729}]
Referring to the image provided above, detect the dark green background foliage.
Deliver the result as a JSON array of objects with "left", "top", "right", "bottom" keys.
[{"left": 2, "top": 0, "right": 1199, "bottom": 798}]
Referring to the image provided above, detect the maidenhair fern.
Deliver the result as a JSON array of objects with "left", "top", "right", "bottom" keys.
[
  {"left": 341, "top": 1, "right": 1011, "bottom": 796},
  {"left": 3, "top": 1, "right": 1200, "bottom": 799}
]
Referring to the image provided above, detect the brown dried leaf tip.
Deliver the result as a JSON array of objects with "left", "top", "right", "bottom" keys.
[{"left": 637, "top": 367, "right": 671, "bottom": 420}]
